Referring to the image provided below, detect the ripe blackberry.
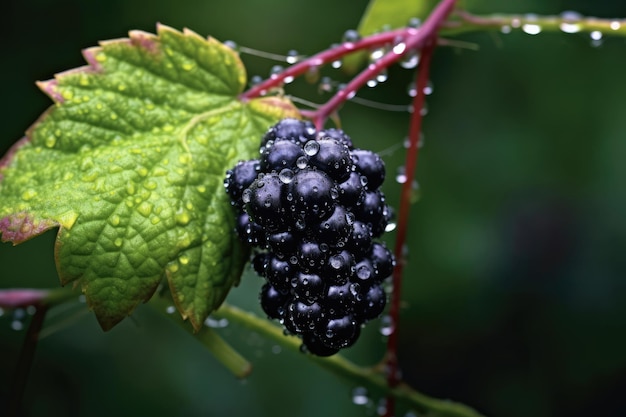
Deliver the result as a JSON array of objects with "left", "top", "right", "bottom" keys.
[
  {"left": 262, "top": 118, "right": 316, "bottom": 147},
  {"left": 260, "top": 139, "right": 305, "bottom": 172},
  {"left": 267, "top": 230, "right": 299, "bottom": 258},
  {"left": 265, "top": 255, "right": 296, "bottom": 292},
  {"left": 224, "top": 160, "right": 260, "bottom": 210},
  {"left": 288, "top": 168, "right": 337, "bottom": 222},
  {"left": 243, "top": 173, "right": 287, "bottom": 232},
  {"left": 354, "top": 284, "right": 386, "bottom": 322},
  {"left": 306, "top": 138, "right": 352, "bottom": 182},
  {"left": 260, "top": 283, "right": 288, "bottom": 320},
  {"left": 356, "top": 190, "right": 389, "bottom": 238},
  {"left": 317, "top": 128, "right": 354, "bottom": 150},
  {"left": 352, "top": 149, "right": 386, "bottom": 190},
  {"left": 368, "top": 242, "right": 395, "bottom": 281},
  {"left": 292, "top": 271, "right": 325, "bottom": 303},
  {"left": 337, "top": 172, "right": 366, "bottom": 208},
  {"left": 287, "top": 300, "right": 323, "bottom": 334},
  {"left": 224, "top": 119, "right": 396, "bottom": 356},
  {"left": 316, "top": 315, "right": 360, "bottom": 350},
  {"left": 313, "top": 205, "right": 353, "bottom": 247}
]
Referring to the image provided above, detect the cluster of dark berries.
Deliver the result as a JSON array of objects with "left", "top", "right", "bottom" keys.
[{"left": 224, "top": 118, "right": 395, "bottom": 356}]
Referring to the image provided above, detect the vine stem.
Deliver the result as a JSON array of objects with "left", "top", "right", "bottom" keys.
[
  {"left": 442, "top": 10, "right": 626, "bottom": 37},
  {"left": 384, "top": 38, "right": 436, "bottom": 417},
  {"left": 212, "top": 302, "right": 485, "bottom": 417},
  {"left": 1, "top": 290, "right": 68, "bottom": 417},
  {"left": 0, "top": 287, "right": 485, "bottom": 417}
]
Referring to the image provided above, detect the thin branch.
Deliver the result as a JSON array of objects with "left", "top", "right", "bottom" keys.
[
  {"left": 443, "top": 10, "right": 626, "bottom": 37},
  {"left": 384, "top": 37, "right": 437, "bottom": 417},
  {"left": 301, "top": 0, "right": 458, "bottom": 129},
  {"left": 212, "top": 303, "right": 486, "bottom": 417},
  {"left": 7, "top": 304, "right": 49, "bottom": 417}
]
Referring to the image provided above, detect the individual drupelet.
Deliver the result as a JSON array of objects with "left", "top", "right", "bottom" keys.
[{"left": 224, "top": 118, "right": 395, "bottom": 356}]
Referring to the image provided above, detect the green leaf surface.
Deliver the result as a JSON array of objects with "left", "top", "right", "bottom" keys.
[{"left": 0, "top": 25, "right": 298, "bottom": 331}]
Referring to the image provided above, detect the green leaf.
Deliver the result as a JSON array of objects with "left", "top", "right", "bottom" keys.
[
  {"left": 343, "top": 0, "right": 441, "bottom": 74},
  {"left": 0, "top": 25, "right": 299, "bottom": 331}
]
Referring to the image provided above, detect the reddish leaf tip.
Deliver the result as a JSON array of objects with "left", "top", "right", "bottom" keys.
[
  {"left": 36, "top": 79, "right": 64, "bottom": 103},
  {"left": 0, "top": 212, "right": 57, "bottom": 244}
]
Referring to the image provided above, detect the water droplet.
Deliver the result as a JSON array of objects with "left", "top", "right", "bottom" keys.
[
  {"left": 380, "top": 315, "right": 394, "bottom": 336},
  {"left": 610, "top": 21, "right": 621, "bottom": 31},
  {"left": 501, "top": 25, "right": 512, "bottom": 34},
  {"left": 114, "top": 238, "right": 123, "bottom": 248},
  {"left": 331, "top": 60, "right": 342, "bottom": 69},
  {"left": 385, "top": 222, "right": 396, "bottom": 232},
  {"left": 369, "top": 47, "right": 386, "bottom": 62},
  {"left": 399, "top": 51, "right": 420, "bottom": 69},
  {"left": 109, "top": 214, "right": 121, "bottom": 226},
  {"left": 279, "top": 169, "right": 295, "bottom": 184},
  {"left": 175, "top": 210, "right": 191, "bottom": 226},
  {"left": 242, "top": 189, "right": 252, "bottom": 204},
  {"left": 357, "top": 265, "right": 371, "bottom": 279},
  {"left": 407, "top": 82, "right": 417, "bottom": 97},
  {"left": 522, "top": 16, "right": 542, "bottom": 35},
  {"left": 271, "top": 345, "right": 282, "bottom": 354},
  {"left": 295, "top": 219, "right": 306, "bottom": 230},
  {"left": 590, "top": 30, "right": 603, "bottom": 47},
  {"left": 270, "top": 65, "right": 283, "bottom": 79},
  {"left": 342, "top": 29, "right": 360, "bottom": 43},
  {"left": 45, "top": 136, "right": 57, "bottom": 148},
  {"left": 405, "top": 16, "right": 420, "bottom": 27},
  {"left": 319, "top": 76, "right": 334, "bottom": 93},
  {"left": 296, "top": 156, "right": 309, "bottom": 169},
  {"left": 423, "top": 80, "right": 434, "bottom": 95},
  {"left": 205, "top": 317, "right": 229, "bottom": 328},
  {"left": 376, "top": 398, "right": 388, "bottom": 416},
  {"left": 366, "top": 78, "right": 378, "bottom": 88},
  {"left": 21, "top": 189, "right": 37, "bottom": 201},
  {"left": 326, "top": 329, "right": 335, "bottom": 338},
  {"left": 286, "top": 50, "right": 299, "bottom": 64},
  {"left": 166, "top": 305, "right": 176, "bottom": 314},
  {"left": 11, "top": 320, "right": 24, "bottom": 331},
  {"left": 329, "top": 255, "right": 343, "bottom": 269},
  {"left": 559, "top": 11, "right": 582, "bottom": 33},
  {"left": 303, "top": 140, "right": 320, "bottom": 156},
  {"left": 392, "top": 42, "right": 406, "bottom": 55},
  {"left": 349, "top": 283, "right": 360, "bottom": 297},
  {"left": 223, "top": 40, "right": 238, "bottom": 50},
  {"left": 376, "top": 69, "right": 388, "bottom": 83},
  {"left": 396, "top": 166, "right": 407, "bottom": 184},
  {"left": 351, "top": 387, "right": 370, "bottom": 406}
]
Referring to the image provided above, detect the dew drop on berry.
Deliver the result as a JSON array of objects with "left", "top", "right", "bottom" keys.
[
  {"left": 242, "top": 189, "right": 251, "bottom": 204},
  {"left": 304, "top": 140, "right": 320, "bottom": 156},
  {"left": 279, "top": 168, "right": 295, "bottom": 184},
  {"left": 296, "top": 156, "right": 309, "bottom": 169}
]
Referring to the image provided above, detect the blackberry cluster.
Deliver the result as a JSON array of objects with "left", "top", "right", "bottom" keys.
[{"left": 224, "top": 118, "right": 395, "bottom": 356}]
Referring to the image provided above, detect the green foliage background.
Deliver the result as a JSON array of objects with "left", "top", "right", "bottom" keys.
[{"left": 1, "top": 0, "right": 626, "bottom": 416}]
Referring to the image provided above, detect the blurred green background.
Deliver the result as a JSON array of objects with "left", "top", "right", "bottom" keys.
[{"left": 2, "top": 0, "right": 626, "bottom": 416}]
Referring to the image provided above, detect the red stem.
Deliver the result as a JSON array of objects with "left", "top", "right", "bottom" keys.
[
  {"left": 384, "top": 39, "right": 436, "bottom": 417},
  {"left": 239, "top": 28, "right": 407, "bottom": 102},
  {"left": 302, "top": 0, "right": 458, "bottom": 129}
]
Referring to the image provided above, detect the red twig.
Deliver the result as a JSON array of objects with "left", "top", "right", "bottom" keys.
[
  {"left": 384, "top": 40, "right": 436, "bottom": 417},
  {"left": 239, "top": 28, "right": 407, "bottom": 102}
]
